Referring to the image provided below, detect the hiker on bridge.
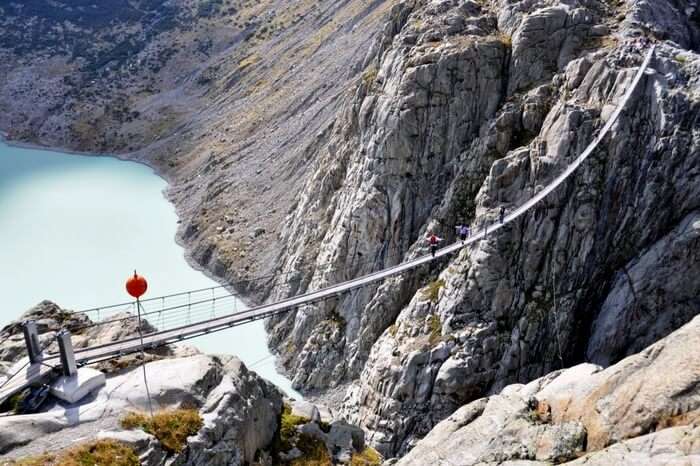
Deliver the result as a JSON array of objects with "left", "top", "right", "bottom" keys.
[
  {"left": 499, "top": 207, "right": 506, "bottom": 224},
  {"left": 426, "top": 232, "right": 443, "bottom": 258},
  {"left": 455, "top": 224, "right": 471, "bottom": 244}
]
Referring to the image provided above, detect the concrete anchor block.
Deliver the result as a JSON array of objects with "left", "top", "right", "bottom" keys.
[{"left": 50, "top": 367, "right": 106, "bottom": 404}]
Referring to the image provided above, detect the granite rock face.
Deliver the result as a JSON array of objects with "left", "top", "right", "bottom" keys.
[
  {"left": 263, "top": 0, "right": 700, "bottom": 457},
  {"left": 587, "top": 211, "right": 700, "bottom": 365},
  {"left": 395, "top": 314, "right": 700, "bottom": 465}
]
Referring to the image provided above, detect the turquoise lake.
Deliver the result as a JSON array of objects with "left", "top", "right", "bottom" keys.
[{"left": 0, "top": 139, "right": 298, "bottom": 396}]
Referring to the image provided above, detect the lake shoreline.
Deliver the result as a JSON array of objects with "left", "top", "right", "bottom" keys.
[{"left": 0, "top": 132, "right": 257, "bottom": 311}]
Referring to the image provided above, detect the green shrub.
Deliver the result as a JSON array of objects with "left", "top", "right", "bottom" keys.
[
  {"left": 276, "top": 404, "right": 311, "bottom": 452},
  {"left": 291, "top": 433, "right": 331, "bottom": 466},
  {"left": 428, "top": 314, "right": 442, "bottom": 345},
  {"left": 362, "top": 65, "right": 378, "bottom": 88}
]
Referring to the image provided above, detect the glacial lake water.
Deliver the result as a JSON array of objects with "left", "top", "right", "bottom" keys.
[{"left": 0, "top": 139, "right": 298, "bottom": 397}]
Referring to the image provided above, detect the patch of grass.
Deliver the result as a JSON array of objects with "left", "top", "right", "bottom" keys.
[
  {"left": 275, "top": 403, "right": 311, "bottom": 452},
  {"left": 422, "top": 279, "right": 445, "bottom": 303},
  {"left": 675, "top": 54, "right": 688, "bottom": 64},
  {"left": 1, "top": 391, "right": 25, "bottom": 414},
  {"left": 12, "top": 439, "right": 139, "bottom": 466},
  {"left": 121, "top": 408, "right": 203, "bottom": 453},
  {"left": 290, "top": 433, "right": 331, "bottom": 466},
  {"left": 239, "top": 53, "right": 260, "bottom": 70},
  {"left": 362, "top": 64, "right": 378, "bottom": 88},
  {"left": 496, "top": 31, "right": 512, "bottom": 48},
  {"left": 285, "top": 339, "right": 296, "bottom": 355},
  {"left": 428, "top": 314, "right": 442, "bottom": 345},
  {"left": 582, "top": 35, "right": 618, "bottom": 51},
  {"left": 351, "top": 447, "right": 383, "bottom": 465},
  {"left": 410, "top": 18, "right": 424, "bottom": 30}
]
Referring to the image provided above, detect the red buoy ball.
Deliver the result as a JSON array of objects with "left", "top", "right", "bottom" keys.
[{"left": 126, "top": 271, "right": 148, "bottom": 298}]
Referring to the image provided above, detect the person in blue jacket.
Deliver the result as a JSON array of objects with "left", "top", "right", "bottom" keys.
[{"left": 455, "top": 224, "right": 471, "bottom": 244}]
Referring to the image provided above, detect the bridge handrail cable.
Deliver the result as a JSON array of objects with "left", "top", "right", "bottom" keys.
[{"left": 64, "top": 46, "right": 655, "bottom": 360}]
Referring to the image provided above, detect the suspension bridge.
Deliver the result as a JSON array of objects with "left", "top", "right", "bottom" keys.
[{"left": 0, "top": 47, "right": 655, "bottom": 406}]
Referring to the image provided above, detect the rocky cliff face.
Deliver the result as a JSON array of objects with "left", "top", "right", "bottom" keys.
[
  {"left": 262, "top": 0, "right": 700, "bottom": 457},
  {"left": 394, "top": 313, "right": 700, "bottom": 465}
]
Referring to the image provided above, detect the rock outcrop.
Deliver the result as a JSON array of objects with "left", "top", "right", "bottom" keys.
[
  {"left": 0, "top": 301, "right": 179, "bottom": 385},
  {"left": 0, "top": 303, "right": 283, "bottom": 464},
  {"left": 0, "top": 302, "right": 378, "bottom": 465},
  {"left": 395, "top": 313, "right": 700, "bottom": 465}
]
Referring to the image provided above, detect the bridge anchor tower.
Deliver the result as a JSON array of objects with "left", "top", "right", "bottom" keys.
[
  {"left": 22, "top": 320, "right": 43, "bottom": 364},
  {"left": 57, "top": 329, "right": 78, "bottom": 377}
]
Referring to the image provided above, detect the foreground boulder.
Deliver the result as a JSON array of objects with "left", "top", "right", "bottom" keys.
[{"left": 395, "top": 314, "right": 700, "bottom": 465}]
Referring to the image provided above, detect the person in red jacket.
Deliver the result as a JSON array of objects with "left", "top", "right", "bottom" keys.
[{"left": 426, "top": 232, "right": 443, "bottom": 258}]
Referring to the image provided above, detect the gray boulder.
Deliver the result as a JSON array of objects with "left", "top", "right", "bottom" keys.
[{"left": 290, "top": 399, "right": 321, "bottom": 423}]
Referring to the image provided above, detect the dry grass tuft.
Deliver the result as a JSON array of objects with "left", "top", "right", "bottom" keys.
[
  {"left": 11, "top": 439, "right": 139, "bottom": 466},
  {"left": 290, "top": 433, "right": 332, "bottom": 466},
  {"left": 362, "top": 64, "right": 378, "bottom": 88},
  {"left": 277, "top": 403, "right": 311, "bottom": 451},
  {"left": 350, "top": 446, "right": 383, "bottom": 465},
  {"left": 422, "top": 279, "right": 446, "bottom": 303},
  {"left": 428, "top": 314, "right": 442, "bottom": 345},
  {"left": 121, "top": 408, "right": 203, "bottom": 453},
  {"left": 496, "top": 31, "right": 512, "bottom": 48}
]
